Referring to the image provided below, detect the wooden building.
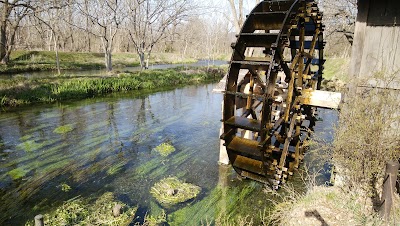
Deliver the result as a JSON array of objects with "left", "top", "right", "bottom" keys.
[{"left": 349, "top": 0, "right": 400, "bottom": 87}]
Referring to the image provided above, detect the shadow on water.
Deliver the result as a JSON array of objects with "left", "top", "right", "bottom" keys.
[{"left": 0, "top": 83, "right": 337, "bottom": 225}]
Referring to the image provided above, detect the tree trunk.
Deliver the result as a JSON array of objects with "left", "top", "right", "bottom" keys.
[
  {"left": 139, "top": 51, "right": 145, "bottom": 69},
  {"left": 2, "top": 25, "right": 17, "bottom": 65},
  {"left": 145, "top": 52, "right": 151, "bottom": 69},
  {"left": 105, "top": 51, "right": 112, "bottom": 71},
  {"left": 54, "top": 33, "right": 61, "bottom": 75},
  {"left": 0, "top": 3, "right": 9, "bottom": 63}
]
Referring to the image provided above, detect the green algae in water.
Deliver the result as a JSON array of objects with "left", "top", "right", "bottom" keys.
[
  {"left": 19, "top": 134, "right": 32, "bottom": 141},
  {"left": 16, "top": 140, "right": 46, "bottom": 152},
  {"left": 60, "top": 183, "right": 72, "bottom": 192},
  {"left": 143, "top": 209, "right": 167, "bottom": 226},
  {"left": 53, "top": 124, "right": 74, "bottom": 134},
  {"left": 25, "top": 192, "right": 137, "bottom": 226},
  {"left": 150, "top": 177, "right": 201, "bottom": 206},
  {"left": 168, "top": 182, "right": 259, "bottom": 225},
  {"left": 106, "top": 161, "right": 126, "bottom": 176},
  {"left": 8, "top": 168, "right": 27, "bottom": 180},
  {"left": 153, "top": 143, "right": 175, "bottom": 157}
]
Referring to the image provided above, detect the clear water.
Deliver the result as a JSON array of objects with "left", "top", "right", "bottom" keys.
[{"left": 0, "top": 84, "right": 337, "bottom": 225}]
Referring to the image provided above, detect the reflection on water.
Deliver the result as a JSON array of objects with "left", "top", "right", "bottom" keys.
[
  {"left": 0, "top": 84, "right": 337, "bottom": 225},
  {"left": 0, "top": 60, "right": 228, "bottom": 79}
]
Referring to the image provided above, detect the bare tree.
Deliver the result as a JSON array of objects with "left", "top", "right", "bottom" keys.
[
  {"left": 321, "top": 0, "right": 357, "bottom": 56},
  {"left": 228, "top": 0, "right": 244, "bottom": 34},
  {"left": 125, "top": 0, "right": 191, "bottom": 69},
  {"left": 75, "top": 0, "right": 124, "bottom": 71},
  {"left": 226, "top": 0, "right": 262, "bottom": 34},
  {"left": 0, "top": 0, "right": 31, "bottom": 64},
  {"left": 32, "top": 1, "right": 69, "bottom": 74}
]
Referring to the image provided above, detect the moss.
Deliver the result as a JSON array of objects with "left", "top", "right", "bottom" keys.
[
  {"left": 25, "top": 192, "right": 137, "bottom": 226},
  {"left": 8, "top": 168, "right": 27, "bottom": 180},
  {"left": 53, "top": 124, "right": 74, "bottom": 134},
  {"left": 150, "top": 177, "right": 201, "bottom": 206},
  {"left": 153, "top": 143, "right": 175, "bottom": 157}
]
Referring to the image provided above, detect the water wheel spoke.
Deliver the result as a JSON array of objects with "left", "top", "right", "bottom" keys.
[{"left": 222, "top": 0, "right": 325, "bottom": 189}]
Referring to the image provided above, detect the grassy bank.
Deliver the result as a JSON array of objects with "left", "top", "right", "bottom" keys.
[
  {"left": 0, "top": 67, "right": 224, "bottom": 107},
  {"left": 267, "top": 185, "right": 400, "bottom": 226},
  {"left": 323, "top": 57, "right": 349, "bottom": 81},
  {"left": 0, "top": 51, "right": 198, "bottom": 74}
]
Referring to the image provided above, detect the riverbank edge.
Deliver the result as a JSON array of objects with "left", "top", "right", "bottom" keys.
[
  {"left": 266, "top": 184, "right": 400, "bottom": 225},
  {"left": 0, "top": 67, "right": 225, "bottom": 108},
  {"left": 0, "top": 50, "right": 200, "bottom": 74}
]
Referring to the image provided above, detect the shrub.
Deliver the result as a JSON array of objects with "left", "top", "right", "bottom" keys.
[{"left": 333, "top": 74, "right": 400, "bottom": 194}]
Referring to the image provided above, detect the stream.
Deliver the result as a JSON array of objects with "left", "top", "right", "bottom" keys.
[
  {"left": 0, "top": 83, "right": 337, "bottom": 225},
  {"left": 0, "top": 60, "right": 228, "bottom": 80}
]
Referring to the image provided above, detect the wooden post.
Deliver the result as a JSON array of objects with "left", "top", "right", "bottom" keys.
[
  {"left": 219, "top": 101, "right": 229, "bottom": 165},
  {"left": 34, "top": 214, "right": 44, "bottom": 226},
  {"left": 379, "top": 160, "right": 400, "bottom": 220}
]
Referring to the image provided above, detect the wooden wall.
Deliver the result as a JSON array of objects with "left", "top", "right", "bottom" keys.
[{"left": 349, "top": 0, "right": 400, "bottom": 82}]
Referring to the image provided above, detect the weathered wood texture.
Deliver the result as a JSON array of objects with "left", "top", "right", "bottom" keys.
[
  {"left": 379, "top": 161, "right": 400, "bottom": 220},
  {"left": 349, "top": 0, "right": 400, "bottom": 81}
]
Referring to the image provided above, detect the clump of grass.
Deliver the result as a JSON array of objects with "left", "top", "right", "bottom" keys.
[
  {"left": 150, "top": 177, "right": 201, "bottom": 206},
  {"left": 0, "top": 67, "right": 224, "bottom": 107},
  {"left": 153, "top": 143, "right": 175, "bottom": 157},
  {"left": 53, "top": 124, "right": 74, "bottom": 134},
  {"left": 25, "top": 192, "right": 137, "bottom": 225}
]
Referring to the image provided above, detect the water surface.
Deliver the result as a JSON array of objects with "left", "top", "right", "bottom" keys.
[{"left": 0, "top": 84, "right": 336, "bottom": 225}]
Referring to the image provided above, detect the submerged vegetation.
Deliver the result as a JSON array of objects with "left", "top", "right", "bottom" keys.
[
  {"left": 153, "top": 143, "right": 176, "bottom": 157},
  {"left": 25, "top": 192, "right": 137, "bottom": 225},
  {"left": 53, "top": 124, "right": 74, "bottom": 134},
  {"left": 0, "top": 67, "right": 224, "bottom": 107},
  {"left": 150, "top": 177, "right": 201, "bottom": 206}
]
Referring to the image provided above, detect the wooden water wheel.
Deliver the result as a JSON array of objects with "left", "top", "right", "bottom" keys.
[{"left": 221, "top": 0, "right": 325, "bottom": 189}]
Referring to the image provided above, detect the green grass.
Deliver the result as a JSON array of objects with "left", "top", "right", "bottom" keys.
[
  {"left": 0, "top": 50, "right": 200, "bottom": 74},
  {"left": 323, "top": 57, "right": 349, "bottom": 80},
  {"left": 0, "top": 67, "right": 224, "bottom": 107}
]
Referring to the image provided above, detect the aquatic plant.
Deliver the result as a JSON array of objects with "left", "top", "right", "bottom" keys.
[
  {"left": 168, "top": 182, "right": 261, "bottom": 225},
  {"left": 25, "top": 192, "right": 137, "bottom": 225},
  {"left": 16, "top": 140, "right": 47, "bottom": 152},
  {"left": 60, "top": 183, "right": 71, "bottom": 192},
  {"left": 142, "top": 209, "right": 167, "bottom": 226},
  {"left": 8, "top": 168, "right": 27, "bottom": 180},
  {"left": 53, "top": 124, "right": 74, "bottom": 134},
  {"left": 150, "top": 177, "right": 201, "bottom": 206},
  {"left": 153, "top": 143, "right": 175, "bottom": 157},
  {"left": 106, "top": 161, "right": 126, "bottom": 176}
]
